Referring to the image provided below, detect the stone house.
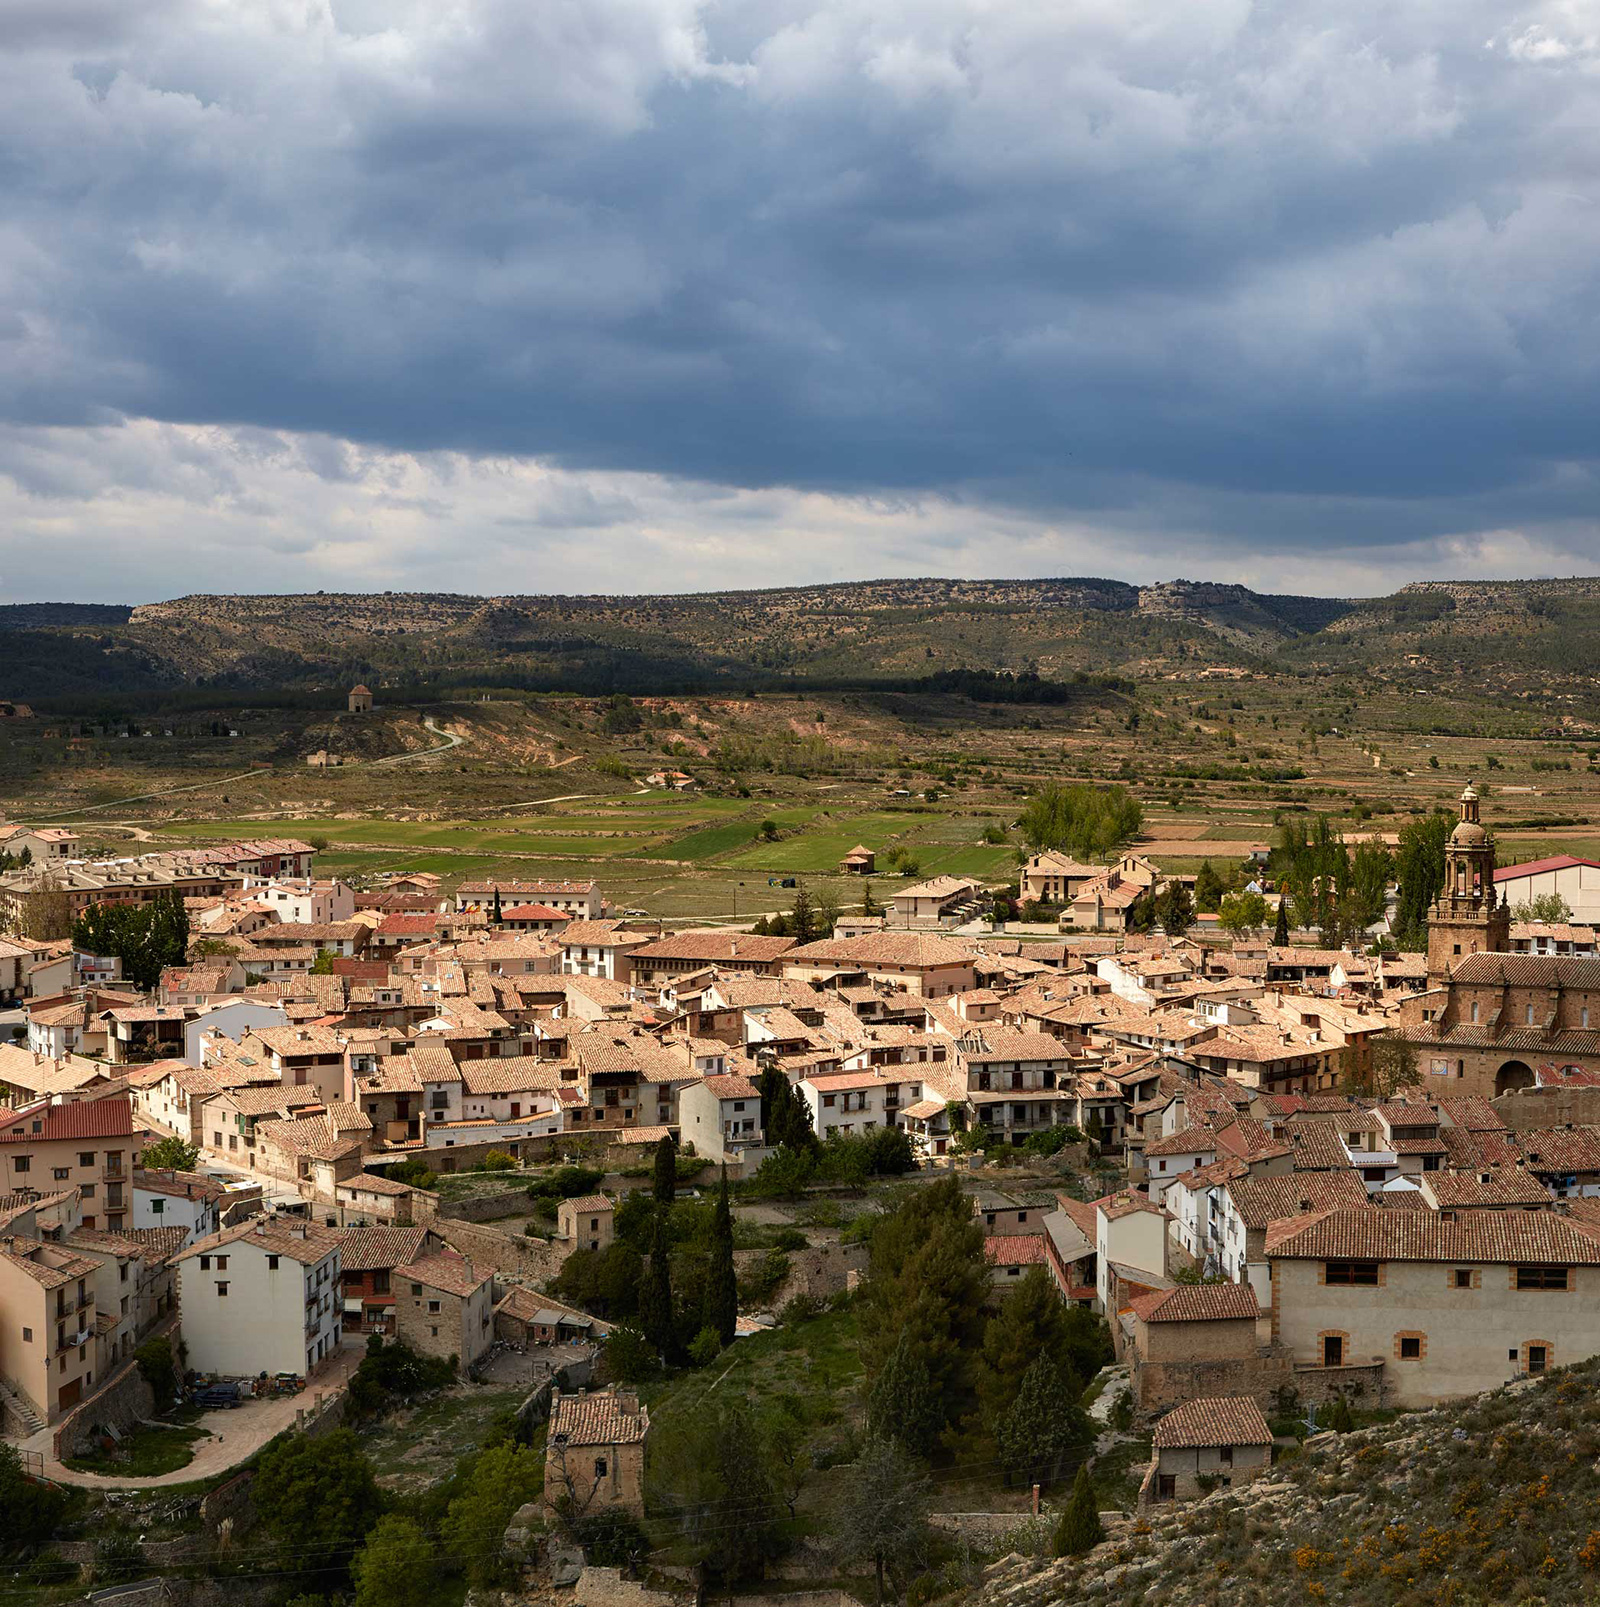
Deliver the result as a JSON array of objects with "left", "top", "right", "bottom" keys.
[
  {"left": 337, "top": 1225, "right": 438, "bottom": 1333},
  {"left": 1141, "top": 1396, "right": 1273, "bottom": 1504},
  {"left": 557, "top": 1195, "right": 615, "bottom": 1254},
  {"left": 1264, "top": 1208, "right": 1600, "bottom": 1407},
  {"left": 1123, "top": 1283, "right": 1285, "bottom": 1414},
  {"left": 393, "top": 1249, "right": 494, "bottom": 1374},
  {"left": 544, "top": 1388, "right": 650, "bottom": 1519}
]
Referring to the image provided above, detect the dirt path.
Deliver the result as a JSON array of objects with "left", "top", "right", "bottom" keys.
[{"left": 26, "top": 1343, "right": 362, "bottom": 1489}]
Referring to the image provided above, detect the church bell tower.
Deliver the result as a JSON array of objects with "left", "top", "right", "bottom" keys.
[{"left": 1427, "top": 784, "right": 1510, "bottom": 980}]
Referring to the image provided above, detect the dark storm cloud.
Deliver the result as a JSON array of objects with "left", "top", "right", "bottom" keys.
[{"left": 1, "top": 0, "right": 1599, "bottom": 596}]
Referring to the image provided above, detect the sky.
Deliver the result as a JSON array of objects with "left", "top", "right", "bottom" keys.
[{"left": 4, "top": 0, "right": 1600, "bottom": 603}]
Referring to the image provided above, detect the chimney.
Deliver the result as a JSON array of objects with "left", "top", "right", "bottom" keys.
[{"left": 615, "top": 1387, "right": 639, "bottom": 1417}]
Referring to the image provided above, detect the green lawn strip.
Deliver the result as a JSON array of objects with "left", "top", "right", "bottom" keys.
[{"left": 63, "top": 1422, "right": 210, "bottom": 1479}]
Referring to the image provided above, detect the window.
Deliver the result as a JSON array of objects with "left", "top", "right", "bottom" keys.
[
  {"left": 53, "top": 1167, "right": 69, "bottom": 1181},
  {"left": 1399, "top": 1335, "right": 1421, "bottom": 1359},
  {"left": 200, "top": 1255, "right": 211, "bottom": 1271},
  {"left": 22, "top": 1328, "right": 31, "bottom": 1343},
  {"left": 1158, "top": 1474, "right": 1176, "bottom": 1500},
  {"left": 268, "top": 1255, "right": 279, "bottom": 1270},
  {"left": 1220, "top": 1445, "right": 1233, "bottom": 1465},
  {"left": 80, "top": 1183, "right": 93, "bottom": 1199},
  {"left": 215, "top": 1255, "right": 228, "bottom": 1271},
  {"left": 1528, "top": 1345, "right": 1549, "bottom": 1374},
  {"left": 1516, "top": 1265, "right": 1569, "bottom": 1290},
  {"left": 79, "top": 1153, "right": 94, "bottom": 1167},
  {"left": 411, "top": 1283, "right": 423, "bottom": 1296},
  {"left": 151, "top": 1198, "right": 164, "bottom": 1216},
  {"left": 1453, "top": 1269, "right": 1473, "bottom": 1289},
  {"left": 1323, "top": 1335, "right": 1344, "bottom": 1367},
  {"left": 595, "top": 1456, "right": 609, "bottom": 1478},
  {"left": 216, "top": 1282, "right": 229, "bottom": 1297},
  {"left": 428, "top": 1300, "right": 441, "bottom": 1314},
  {"left": 13, "top": 1157, "right": 27, "bottom": 1174}
]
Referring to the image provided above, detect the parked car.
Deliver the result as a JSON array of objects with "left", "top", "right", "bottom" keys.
[{"left": 194, "top": 1382, "right": 243, "bottom": 1409}]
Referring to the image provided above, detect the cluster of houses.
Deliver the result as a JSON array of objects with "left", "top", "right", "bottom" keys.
[{"left": 4, "top": 792, "right": 1600, "bottom": 1511}]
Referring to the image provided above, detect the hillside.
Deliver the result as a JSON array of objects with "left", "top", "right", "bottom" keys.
[
  {"left": 976, "top": 1362, "right": 1600, "bottom": 1607},
  {"left": 4, "top": 573, "right": 1600, "bottom": 705}
]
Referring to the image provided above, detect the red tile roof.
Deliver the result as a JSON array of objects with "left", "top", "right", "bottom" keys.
[
  {"left": 1496, "top": 855, "right": 1600, "bottom": 881},
  {"left": 1264, "top": 1208, "right": 1600, "bottom": 1265},
  {"left": 983, "top": 1234, "right": 1047, "bottom": 1266},
  {"left": 1128, "top": 1283, "right": 1259, "bottom": 1324},
  {"left": 0, "top": 1096, "right": 138, "bottom": 1143},
  {"left": 1152, "top": 1396, "right": 1271, "bottom": 1450}
]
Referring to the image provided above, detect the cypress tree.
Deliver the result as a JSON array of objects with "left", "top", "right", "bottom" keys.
[
  {"left": 491, "top": 886, "right": 503, "bottom": 925},
  {"left": 1273, "top": 897, "right": 1290, "bottom": 946},
  {"left": 652, "top": 1133, "right": 677, "bottom": 1209},
  {"left": 1053, "top": 1463, "right": 1104, "bottom": 1557},
  {"left": 704, "top": 1166, "right": 738, "bottom": 1346},
  {"left": 640, "top": 1209, "right": 675, "bottom": 1359}
]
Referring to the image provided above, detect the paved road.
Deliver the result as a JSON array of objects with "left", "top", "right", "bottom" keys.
[
  {"left": 27, "top": 1342, "right": 363, "bottom": 1489},
  {"left": 366, "top": 715, "right": 465, "bottom": 767}
]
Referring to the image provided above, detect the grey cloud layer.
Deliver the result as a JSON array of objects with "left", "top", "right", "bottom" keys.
[{"left": 2, "top": 0, "right": 1600, "bottom": 596}]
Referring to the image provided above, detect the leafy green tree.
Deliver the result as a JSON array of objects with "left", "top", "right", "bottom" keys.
[
  {"left": 139, "top": 1134, "right": 199, "bottom": 1172},
  {"left": 1392, "top": 810, "right": 1452, "bottom": 949},
  {"left": 0, "top": 1443, "right": 68, "bottom": 1557},
  {"left": 1123, "top": 890, "right": 1157, "bottom": 935},
  {"left": 1154, "top": 882, "right": 1194, "bottom": 936},
  {"left": 552, "top": 1241, "right": 644, "bottom": 1320},
  {"left": 827, "top": 1437, "right": 932, "bottom": 1604},
  {"left": 1193, "top": 859, "right": 1224, "bottom": 913},
  {"left": 1218, "top": 890, "right": 1269, "bottom": 934},
  {"left": 1326, "top": 1394, "right": 1355, "bottom": 1433},
  {"left": 994, "top": 1355, "right": 1092, "bottom": 1488},
  {"left": 648, "top": 1402, "right": 785, "bottom": 1586},
  {"left": 443, "top": 1441, "right": 543, "bottom": 1584},
  {"left": 1515, "top": 891, "right": 1574, "bottom": 923},
  {"left": 703, "top": 1166, "right": 738, "bottom": 1346},
  {"left": 1344, "top": 839, "right": 1393, "bottom": 940},
  {"left": 1019, "top": 783, "right": 1143, "bottom": 861},
  {"left": 135, "top": 1336, "right": 178, "bottom": 1412},
  {"left": 352, "top": 1514, "right": 435, "bottom": 1607},
  {"left": 311, "top": 947, "right": 338, "bottom": 974},
  {"left": 253, "top": 1429, "right": 383, "bottom": 1581},
  {"left": 601, "top": 1324, "right": 659, "bottom": 1383},
  {"left": 71, "top": 891, "right": 190, "bottom": 992},
  {"left": 1348, "top": 1030, "right": 1422, "bottom": 1099},
  {"left": 866, "top": 1328, "right": 945, "bottom": 1456},
  {"left": 1053, "top": 1463, "right": 1104, "bottom": 1556}
]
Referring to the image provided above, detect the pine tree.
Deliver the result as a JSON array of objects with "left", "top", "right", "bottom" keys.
[
  {"left": 1273, "top": 897, "right": 1290, "bottom": 945},
  {"left": 994, "top": 1356, "right": 1091, "bottom": 1487},
  {"left": 652, "top": 1133, "right": 677, "bottom": 1210},
  {"left": 861, "top": 880, "right": 879, "bottom": 917},
  {"left": 640, "top": 1209, "right": 675, "bottom": 1359},
  {"left": 1053, "top": 1463, "right": 1104, "bottom": 1557},
  {"left": 866, "top": 1329, "right": 945, "bottom": 1455},
  {"left": 790, "top": 886, "right": 815, "bottom": 943},
  {"left": 703, "top": 1166, "right": 738, "bottom": 1346},
  {"left": 1194, "top": 859, "right": 1224, "bottom": 913}
]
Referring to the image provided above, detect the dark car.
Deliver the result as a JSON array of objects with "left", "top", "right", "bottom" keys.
[{"left": 194, "top": 1382, "right": 243, "bottom": 1409}]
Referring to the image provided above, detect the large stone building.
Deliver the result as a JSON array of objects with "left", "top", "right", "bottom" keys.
[
  {"left": 1399, "top": 786, "right": 1600, "bottom": 1097},
  {"left": 544, "top": 1388, "right": 650, "bottom": 1519}
]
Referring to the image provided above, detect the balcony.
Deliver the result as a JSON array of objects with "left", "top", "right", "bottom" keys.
[
  {"left": 53, "top": 1293, "right": 93, "bottom": 1321},
  {"left": 56, "top": 1327, "right": 92, "bottom": 1354}
]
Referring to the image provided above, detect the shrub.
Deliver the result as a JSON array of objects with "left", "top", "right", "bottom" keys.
[
  {"left": 772, "top": 1227, "right": 809, "bottom": 1251},
  {"left": 688, "top": 1326, "right": 723, "bottom": 1367},
  {"left": 477, "top": 1149, "right": 517, "bottom": 1172}
]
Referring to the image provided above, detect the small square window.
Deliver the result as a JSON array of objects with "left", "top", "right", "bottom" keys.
[
  {"left": 21, "top": 1327, "right": 31, "bottom": 1343},
  {"left": 268, "top": 1255, "right": 279, "bottom": 1269},
  {"left": 1399, "top": 1336, "right": 1421, "bottom": 1359},
  {"left": 216, "top": 1282, "right": 229, "bottom": 1296},
  {"left": 1454, "top": 1269, "right": 1472, "bottom": 1289}
]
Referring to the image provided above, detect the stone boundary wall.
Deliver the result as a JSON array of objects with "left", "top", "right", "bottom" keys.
[
  {"left": 1495, "top": 1086, "right": 1600, "bottom": 1129},
  {"left": 433, "top": 1215, "right": 569, "bottom": 1282}
]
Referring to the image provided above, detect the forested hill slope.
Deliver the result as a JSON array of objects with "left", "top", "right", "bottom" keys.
[{"left": 4, "top": 573, "right": 1600, "bottom": 700}]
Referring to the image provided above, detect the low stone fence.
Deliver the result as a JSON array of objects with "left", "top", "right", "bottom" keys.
[
  {"left": 433, "top": 1215, "right": 569, "bottom": 1282},
  {"left": 52, "top": 1319, "right": 175, "bottom": 1458},
  {"left": 437, "top": 1189, "right": 536, "bottom": 1223},
  {"left": 1293, "top": 1359, "right": 1386, "bottom": 1408}
]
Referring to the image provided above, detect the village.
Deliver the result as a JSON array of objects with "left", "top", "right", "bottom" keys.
[{"left": 3, "top": 775, "right": 1600, "bottom": 1604}]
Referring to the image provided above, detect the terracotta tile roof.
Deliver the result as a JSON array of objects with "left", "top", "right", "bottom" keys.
[
  {"left": 1449, "top": 952, "right": 1600, "bottom": 989},
  {"left": 785, "top": 934, "right": 978, "bottom": 969},
  {"left": 1264, "top": 1208, "right": 1600, "bottom": 1265},
  {"left": 1422, "top": 1170, "right": 1554, "bottom": 1209},
  {"left": 1095, "top": 1189, "right": 1166, "bottom": 1221},
  {"left": 562, "top": 1195, "right": 613, "bottom": 1214},
  {"left": 1152, "top": 1396, "right": 1272, "bottom": 1450},
  {"left": 549, "top": 1389, "right": 650, "bottom": 1446},
  {"left": 177, "top": 1217, "right": 341, "bottom": 1266},
  {"left": 1224, "top": 1171, "right": 1371, "bottom": 1230},
  {"left": 397, "top": 1250, "right": 489, "bottom": 1299},
  {"left": 1128, "top": 1283, "right": 1259, "bottom": 1323},
  {"left": 983, "top": 1234, "right": 1047, "bottom": 1266},
  {"left": 337, "top": 1171, "right": 416, "bottom": 1196},
  {"left": 0, "top": 1242, "right": 100, "bottom": 1288},
  {"left": 1286, "top": 1124, "right": 1356, "bottom": 1172},
  {"left": 701, "top": 1073, "right": 761, "bottom": 1099},
  {"left": 337, "top": 1225, "right": 430, "bottom": 1271},
  {"left": 1518, "top": 1127, "right": 1600, "bottom": 1172},
  {"left": 631, "top": 932, "right": 796, "bottom": 964},
  {"left": 1144, "top": 1126, "right": 1219, "bottom": 1159},
  {"left": 0, "top": 1095, "right": 138, "bottom": 1143},
  {"left": 458, "top": 1058, "right": 565, "bottom": 1096}
]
